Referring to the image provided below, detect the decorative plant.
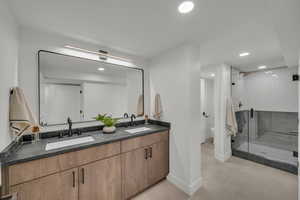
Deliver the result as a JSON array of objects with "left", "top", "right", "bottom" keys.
[{"left": 95, "top": 114, "right": 118, "bottom": 127}]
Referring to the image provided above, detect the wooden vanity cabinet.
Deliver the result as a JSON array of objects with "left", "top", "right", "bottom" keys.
[
  {"left": 121, "top": 148, "right": 149, "bottom": 199},
  {"left": 4, "top": 131, "right": 169, "bottom": 200},
  {"left": 121, "top": 131, "right": 169, "bottom": 199},
  {"left": 147, "top": 140, "right": 169, "bottom": 186},
  {"left": 79, "top": 155, "right": 122, "bottom": 200},
  {"left": 10, "top": 169, "right": 78, "bottom": 200},
  {"left": 7, "top": 142, "right": 121, "bottom": 200}
]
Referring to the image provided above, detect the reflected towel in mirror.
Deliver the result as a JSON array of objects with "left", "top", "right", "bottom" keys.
[
  {"left": 153, "top": 94, "right": 163, "bottom": 120},
  {"left": 136, "top": 94, "right": 144, "bottom": 117}
]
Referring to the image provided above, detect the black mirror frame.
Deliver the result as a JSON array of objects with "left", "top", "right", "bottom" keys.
[{"left": 37, "top": 50, "right": 144, "bottom": 127}]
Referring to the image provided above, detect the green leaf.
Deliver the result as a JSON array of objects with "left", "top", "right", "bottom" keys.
[{"left": 95, "top": 113, "right": 118, "bottom": 127}]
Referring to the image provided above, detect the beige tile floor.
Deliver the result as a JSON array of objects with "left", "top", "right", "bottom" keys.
[{"left": 133, "top": 142, "right": 298, "bottom": 200}]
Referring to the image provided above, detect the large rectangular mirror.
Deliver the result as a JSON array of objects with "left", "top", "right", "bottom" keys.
[{"left": 38, "top": 50, "right": 144, "bottom": 126}]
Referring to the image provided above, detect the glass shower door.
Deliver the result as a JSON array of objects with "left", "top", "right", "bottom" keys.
[
  {"left": 248, "top": 109, "right": 298, "bottom": 169},
  {"left": 232, "top": 110, "right": 249, "bottom": 153}
]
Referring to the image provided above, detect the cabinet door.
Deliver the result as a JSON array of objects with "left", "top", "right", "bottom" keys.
[
  {"left": 122, "top": 148, "right": 148, "bottom": 199},
  {"left": 11, "top": 169, "right": 78, "bottom": 200},
  {"left": 79, "top": 155, "right": 121, "bottom": 200},
  {"left": 148, "top": 141, "right": 169, "bottom": 185}
]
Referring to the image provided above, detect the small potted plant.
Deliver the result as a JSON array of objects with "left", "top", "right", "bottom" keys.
[{"left": 95, "top": 114, "right": 118, "bottom": 134}]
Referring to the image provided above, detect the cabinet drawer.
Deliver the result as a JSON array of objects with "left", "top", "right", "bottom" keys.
[
  {"left": 8, "top": 142, "right": 121, "bottom": 186},
  {"left": 75, "top": 141, "right": 120, "bottom": 166},
  {"left": 9, "top": 156, "right": 60, "bottom": 186},
  {"left": 10, "top": 168, "right": 78, "bottom": 200},
  {"left": 121, "top": 131, "right": 168, "bottom": 153}
]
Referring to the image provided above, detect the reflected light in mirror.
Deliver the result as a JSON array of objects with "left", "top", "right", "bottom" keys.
[
  {"left": 239, "top": 52, "right": 250, "bottom": 57},
  {"left": 178, "top": 1, "right": 194, "bottom": 14},
  {"left": 98, "top": 67, "right": 105, "bottom": 71},
  {"left": 211, "top": 73, "right": 215, "bottom": 77},
  {"left": 258, "top": 65, "right": 267, "bottom": 70},
  {"left": 265, "top": 71, "right": 273, "bottom": 74},
  {"left": 106, "top": 57, "right": 136, "bottom": 68}
]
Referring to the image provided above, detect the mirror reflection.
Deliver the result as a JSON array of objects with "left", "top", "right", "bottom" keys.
[{"left": 39, "top": 51, "right": 144, "bottom": 126}]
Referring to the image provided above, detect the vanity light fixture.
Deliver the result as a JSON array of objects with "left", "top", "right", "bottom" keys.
[
  {"left": 65, "top": 45, "right": 130, "bottom": 62},
  {"left": 178, "top": 1, "right": 194, "bottom": 14},
  {"left": 64, "top": 45, "right": 137, "bottom": 68},
  {"left": 258, "top": 65, "right": 267, "bottom": 70},
  {"left": 98, "top": 67, "right": 105, "bottom": 71},
  {"left": 239, "top": 52, "right": 250, "bottom": 57}
]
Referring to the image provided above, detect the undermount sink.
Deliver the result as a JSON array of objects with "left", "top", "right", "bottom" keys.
[
  {"left": 125, "top": 127, "right": 152, "bottom": 134},
  {"left": 45, "top": 136, "right": 95, "bottom": 151}
]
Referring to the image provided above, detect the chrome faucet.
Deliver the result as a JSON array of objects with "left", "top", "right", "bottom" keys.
[
  {"left": 130, "top": 114, "right": 136, "bottom": 126},
  {"left": 67, "top": 117, "right": 73, "bottom": 137}
]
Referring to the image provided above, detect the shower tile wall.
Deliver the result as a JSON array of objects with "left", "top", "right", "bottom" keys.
[
  {"left": 257, "top": 111, "right": 298, "bottom": 134},
  {"left": 233, "top": 110, "right": 298, "bottom": 154},
  {"left": 255, "top": 111, "right": 298, "bottom": 152}
]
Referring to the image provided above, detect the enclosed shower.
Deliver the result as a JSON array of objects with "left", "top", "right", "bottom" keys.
[{"left": 231, "top": 66, "right": 298, "bottom": 174}]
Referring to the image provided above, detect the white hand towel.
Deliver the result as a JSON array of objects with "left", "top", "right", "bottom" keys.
[
  {"left": 226, "top": 98, "right": 238, "bottom": 136},
  {"left": 9, "top": 87, "right": 38, "bottom": 137},
  {"left": 153, "top": 94, "right": 163, "bottom": 120},
  {"left": 136, "top": 94, "right": 144, "bottom": 117}
]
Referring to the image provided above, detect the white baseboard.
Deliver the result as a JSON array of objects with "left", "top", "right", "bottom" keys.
[
  {"left": 215, "top": 150, "right": 232, "bottom": 162},
  {"left": 167, "top": 173, "right": 202, "bottom": 196}
]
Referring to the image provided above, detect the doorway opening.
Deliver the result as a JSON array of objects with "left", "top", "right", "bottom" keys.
[{"left": 200, "top": 78, "right": 215, "bottom": 144}]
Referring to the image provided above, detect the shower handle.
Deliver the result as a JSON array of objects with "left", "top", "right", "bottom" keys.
[{"left": 250, "top": 108, "right": 254, "bottom": 119}]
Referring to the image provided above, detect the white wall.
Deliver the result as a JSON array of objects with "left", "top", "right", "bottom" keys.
[
  {"left": 82, "top": 82, "right": 127, "bottom": 120},
  {"left": 18, "top": 27, "right": 148, "bottom": 130},
  {"left": 0, "top": 1, "right": 19, "bottom": 151},
  {"left": 214, "top": 64, "right": 232, "bottom": 162},
  {"left": 149, "top": 44, "right": 202, "bottom": 195},
  {"left": 40, "top": 69, "right": 142, "bottom": 124},
  {"left": 126, "top": 70, "right": 143, "bottom": 115},
  {"left": 232, "top": 67, "right": 298, "bottom": 112},
  {"left": 41, "top": 84, "right": 81, "bottom": 125}
]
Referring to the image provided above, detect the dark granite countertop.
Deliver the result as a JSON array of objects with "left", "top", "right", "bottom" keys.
[{"left": 1, "top": 124, "right": 169, "bottom": 166}]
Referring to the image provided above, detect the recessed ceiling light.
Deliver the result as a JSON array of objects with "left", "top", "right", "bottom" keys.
[
  {"left": 239, "top": 52, "right": 250, "bottom": 57},
  {"left": 178, "top": 1, "right": 194, "bottom": 14},
  {"left": 211, "top": 73, "right": 215, "bottom": 77},
  {"left": 258, "top": 65, "right": 267, "bottom": 70},
  {"left": 98, "top": 67, "right": 105, "bottom": 71}
]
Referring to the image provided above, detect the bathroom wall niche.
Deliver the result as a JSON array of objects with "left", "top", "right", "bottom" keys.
[{"left": 38, "top": 50, "right": 144, "bottom": 126}]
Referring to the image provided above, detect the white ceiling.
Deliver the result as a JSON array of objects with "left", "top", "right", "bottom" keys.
[{"left": 8, "top": 0, "right": 300, "bottom": 69}]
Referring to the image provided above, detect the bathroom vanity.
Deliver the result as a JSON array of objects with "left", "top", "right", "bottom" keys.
[
  {"left": 0, "top": 49, "right": 170, "bottom": 199},
  {"left": 1, "top": 123, "right": 170, "bottom": 200}
]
